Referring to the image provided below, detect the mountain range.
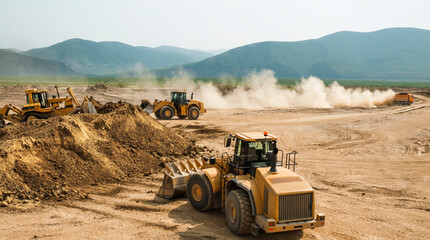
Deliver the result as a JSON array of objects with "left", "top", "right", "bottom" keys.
[
  {"left": 0, "top": 50, "right": 77, "bottom": 76},
  {"left": 170, "top": 27, "right": 430, "bottom": 80},
  {"left": 22, "top": 39, "right": 213, "bottom": 75},
  {"left": 1, "top": 27, "right": 430, "bottom": 80}
]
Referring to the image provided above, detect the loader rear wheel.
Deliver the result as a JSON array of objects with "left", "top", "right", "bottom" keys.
[
  {"left": 186, "top": 173, "right": 214, "bottom": 212},
  {"left": 160, "top": 106, "right": 174, "bottom": 120},
  {"left": 188, "top": 107, "right": 199, "bottom": 120},
  {"left": 226, "top": 189, "right": 253, "bottom": 235}
]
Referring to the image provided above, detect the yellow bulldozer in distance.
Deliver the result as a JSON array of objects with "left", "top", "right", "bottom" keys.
[
  {"left": 141, "top": 91, "right": 206, "bottom": 120},
  {"left": 158, "top": 132, "right": 325, "bottom": 236},
  {"left": 0, "top": 87, "right": 96, "bottom": 127}
]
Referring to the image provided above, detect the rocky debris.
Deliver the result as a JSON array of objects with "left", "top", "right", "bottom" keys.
[{"left": 86, "top": 84, "right": 109, "bottom": 93}]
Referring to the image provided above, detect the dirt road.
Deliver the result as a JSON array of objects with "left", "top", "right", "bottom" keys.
[{"left": 0, "top": 87, "right": 429, "bottom": 239}]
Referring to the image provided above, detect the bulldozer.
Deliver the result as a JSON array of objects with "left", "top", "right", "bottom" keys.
[
  {"left": 141, "top": 91, "right": 206, "bottom": 120},
  {"left": 158, "top": 132, "right": 325, "bottom": 236},
  {"left": 0, "top": 86, "right": 96, "bottom": 127}
]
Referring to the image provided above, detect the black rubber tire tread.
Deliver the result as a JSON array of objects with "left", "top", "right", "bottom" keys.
[
  {"left": 154, "top": 110, "right": 162, "bottom": 119},
  {"left": 226, "top": 189, "right": 253, "bottom": 235},
  {"left": 160, "top": 106, "right": 174, "bottom": 120},
  {"left": 24, "top": 112, "right": 49, "bottom": 121},
  {"left": 188, "top": 107, "right": 200, "bottom": 120},
  {"left": 178, "top": 115, "right": 187, "bottom": 119},
  {"left": 186, "top": 173, "right": 214, "bottom": 212}
]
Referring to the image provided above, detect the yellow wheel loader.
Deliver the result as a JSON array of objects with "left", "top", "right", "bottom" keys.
[
  {"left": 0, "top": 87, "right": 96, "bottom": 127},
  {"left": 141, "top": 91, "right": 206, "bottom": 120},
  {"left": 158, "top": 132, "right": 325, "bottom": 236}
]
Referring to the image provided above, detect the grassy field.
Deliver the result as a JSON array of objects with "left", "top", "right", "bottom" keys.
[{"left": 0, "top": 76, "right": 428, "bottom": 88}]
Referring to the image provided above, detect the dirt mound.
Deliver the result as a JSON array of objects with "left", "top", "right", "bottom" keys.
[
  {"left": 0, "top": 102, "right": 203, "bottom": 205},
  {"left": 86, "top": 84, "right": 109, "bottom": 92}
]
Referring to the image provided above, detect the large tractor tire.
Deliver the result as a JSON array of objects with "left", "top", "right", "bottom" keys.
[
  {"left": 154, "top": 110, "right": 162, "bottom": 119},
  {"left": 225, "top": 189, "right": 253, "bottom": 235},
  {"left": 186, "top": 173, "right": 214, "bottom": 212},
  {"left": 188, "top": 107, "right": 200, "bottom": 120},
  {"left": 160, "top": 106, "right": 175, "bottom": 120}
]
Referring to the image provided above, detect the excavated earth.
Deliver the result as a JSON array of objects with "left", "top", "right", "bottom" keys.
[
  {"left": 0, "top": 86, "right": 429, "bottom": 240},
  {"left": 0, "top": 101, "right": 203, "bottom": 205}
]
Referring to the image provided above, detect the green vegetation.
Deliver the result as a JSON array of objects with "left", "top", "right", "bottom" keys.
[
  {"left": 0, "top": 76, "right": 428, "bottom": 89},
  {"left": 162, "top": 27, "right": 430, "bottom": 80}
]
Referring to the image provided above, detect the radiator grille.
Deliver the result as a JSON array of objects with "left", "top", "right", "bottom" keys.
[
  {"left": 278, "top": 192, "right": 313, "bottom": 222},
  {"left": 264, "top": 187, "right": 269, "bottom": 215}
]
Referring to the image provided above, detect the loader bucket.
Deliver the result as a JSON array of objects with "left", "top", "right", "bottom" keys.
[
  {"left": 158, "top": 159, "right": 204, "bottom": 199},
  {"left": 140, "top": 99, "right": 153, "bottom": 113}
]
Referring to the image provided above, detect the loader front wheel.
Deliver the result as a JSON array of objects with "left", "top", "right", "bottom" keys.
[
  {"left": 226, "top": 189, "right": 253, "bottom": 235},
  {"left": 154, "top": 110, "right": 162, "bottom": 119},
  {"left": 187, "top": 173, "right": 214, "bottom": 212},
  {"left": 160, "top": 106, "right": 174, "bottom": 120}
]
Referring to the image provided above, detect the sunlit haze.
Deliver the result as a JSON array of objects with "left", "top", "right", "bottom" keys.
[{"left": 1, "top": 0, "right": 430, "bottom": 51}]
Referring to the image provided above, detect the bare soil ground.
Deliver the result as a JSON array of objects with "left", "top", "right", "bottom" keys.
[{"left": 0, "top": 86, "right": 429, "bottom": 239}]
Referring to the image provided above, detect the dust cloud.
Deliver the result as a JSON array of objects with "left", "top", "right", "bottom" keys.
[{"left": 142, "top": 69, "right": 395, "bottom": 109}]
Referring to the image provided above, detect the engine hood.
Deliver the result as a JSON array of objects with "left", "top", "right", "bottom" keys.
[{"left": 256, "top": 167, "right": 313, "bottom": 195}]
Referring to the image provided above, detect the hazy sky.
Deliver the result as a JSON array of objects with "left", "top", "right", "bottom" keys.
[{"left": 1, "top": 0, "right": 429, "bottom": 51}]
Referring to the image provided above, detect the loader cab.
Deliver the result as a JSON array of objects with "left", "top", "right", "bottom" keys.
[
  {"left": 171, "top": 91, "right": 187, "bottom": 106},
  {"left": 228, "top": 132, "right": 278, "bottom": 175}
]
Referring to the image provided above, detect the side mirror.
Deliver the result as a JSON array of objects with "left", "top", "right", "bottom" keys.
[
  {"left": 266, "top": 149, "right": 278, "bottom": 173},
  {"left": 209, "top": 157, "right": 216, "bottom": 165},
  {"left": 225, "top": 138, "right": 231, "bottom": 147}
]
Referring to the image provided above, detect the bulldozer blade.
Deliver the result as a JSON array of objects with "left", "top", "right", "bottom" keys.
[
  {"left": 80, "top": 101, "right": 97, "bottom": 113},
  {"left": 157, "top": 159, "right": 204, "bottom": 199}
]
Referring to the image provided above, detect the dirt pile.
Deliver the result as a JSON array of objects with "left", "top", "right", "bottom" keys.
[
  {"left": 86, "top": 84, "right": 109, "bottom": 92},
  {"left": 0, "top": 101, "right": 203, "bottom": 205}
]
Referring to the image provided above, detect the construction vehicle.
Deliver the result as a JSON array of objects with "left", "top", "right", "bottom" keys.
[
  {"left": 0, "top": 87, "right": 96, "bottom": 127},
  {"left": 394, "top": 93, "right": 414, "bottom": 105},
  {"left": 158, "top": 132, "right": 325, "bottom": 235},
  {"left": 141, "top": 91, "right": 206, "bottom": 120}
]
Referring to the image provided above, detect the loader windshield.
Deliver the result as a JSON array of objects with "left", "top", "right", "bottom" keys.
[
  {"left": 234, "top": 139, "right": 276, "bottom": 162},
  {"left": 171, "top": 92, "right": 187, "bottom": 105}
]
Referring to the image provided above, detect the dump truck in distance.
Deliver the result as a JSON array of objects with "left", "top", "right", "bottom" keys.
[
  {"left": 394, "top": 93, "right": 413, "bottom": 105},
  {"left": 158, "top": 132, "right": 325, "bottom": 236}
]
